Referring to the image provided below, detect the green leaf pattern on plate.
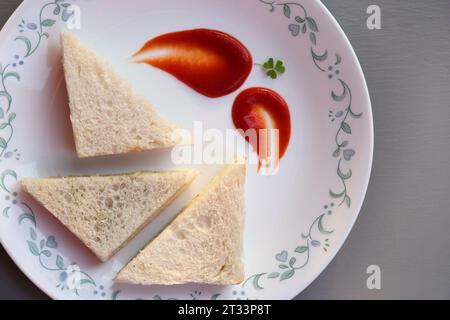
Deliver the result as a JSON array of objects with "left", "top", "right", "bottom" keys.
[
  {"left": 0, "top": 0, "right": 100, "bottom": 298},
  {"left": 242, "top": 1, "right": 364, "bottom": 291}
]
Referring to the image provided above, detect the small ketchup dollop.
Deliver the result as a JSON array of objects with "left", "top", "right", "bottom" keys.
[
  {"left": 132, "top": 29, "right": 253, "bottom": 98},
  {"left": 232, "top": 87, "right": 291, "bottom": 169}
]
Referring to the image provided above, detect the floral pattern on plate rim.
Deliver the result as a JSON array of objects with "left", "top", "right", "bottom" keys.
[{"left": 0, "top": 0, "right": 363, "bottom": 299}]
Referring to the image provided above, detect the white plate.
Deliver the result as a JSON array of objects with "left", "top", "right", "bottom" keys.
[{"left": 0, "top": 0, "right": 373, "bottom": 300}]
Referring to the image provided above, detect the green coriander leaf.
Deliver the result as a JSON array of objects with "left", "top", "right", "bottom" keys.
[
  {"left": 263, "top": 58, "right": 274, "bottom": 69},
  {"left": 276, "top": 65, "right": 286, "bottom": 74},
  {"left": 260, "top": 58, "right": 287, "bottom": 79},
  {"left": 267, "top": 69, "right": 277, "bottom": 79},
  {"left": 275, "top": 60, "right": 286, "bottom": 74}
]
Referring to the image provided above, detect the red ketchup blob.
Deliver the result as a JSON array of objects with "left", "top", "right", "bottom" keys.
[
  {"left": 232, "top": 88, "right": 291, "bottom": 170},
  {"left": 132, "top": 29, "right": 253, "bottom": 98}
]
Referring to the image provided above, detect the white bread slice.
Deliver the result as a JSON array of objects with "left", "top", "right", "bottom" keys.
[
  {"left": 116, "top": 163, "right": 246, "bottom": 285},
  {"left": 61, "top": 31, "right": 181, "bottom": 158},
  {"left": 21, "top": 170, "right": 198, "bottom": 262}
]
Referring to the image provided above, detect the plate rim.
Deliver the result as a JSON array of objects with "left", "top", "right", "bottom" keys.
[
  {"left": 291, "top": 0, "right": 374, "bottom": 297},
  {"left": 0, "top": 0, "right": 60, "bottom": 300}
]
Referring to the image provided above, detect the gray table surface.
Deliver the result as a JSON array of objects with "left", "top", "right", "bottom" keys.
[{"left": 1, "top": 0, "right": 449, "bottom": 300}]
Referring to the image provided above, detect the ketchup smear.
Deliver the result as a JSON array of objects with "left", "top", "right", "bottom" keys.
[
  {"left": 132, "top": 29, "right": 253, "bottom": 98},
  {"left": 232, "top": 87, "right": 291, "bottom": 168}
]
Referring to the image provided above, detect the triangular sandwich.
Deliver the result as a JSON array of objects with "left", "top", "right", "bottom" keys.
[
  {"left": 116, "top": 163, "right": 246, "bottom": 285},
  {"left": 61, "top": 31, "right": 180, "bottom": 158},
  {"left": 22, "top": 170, "right": 198, "bottom": 262}
]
